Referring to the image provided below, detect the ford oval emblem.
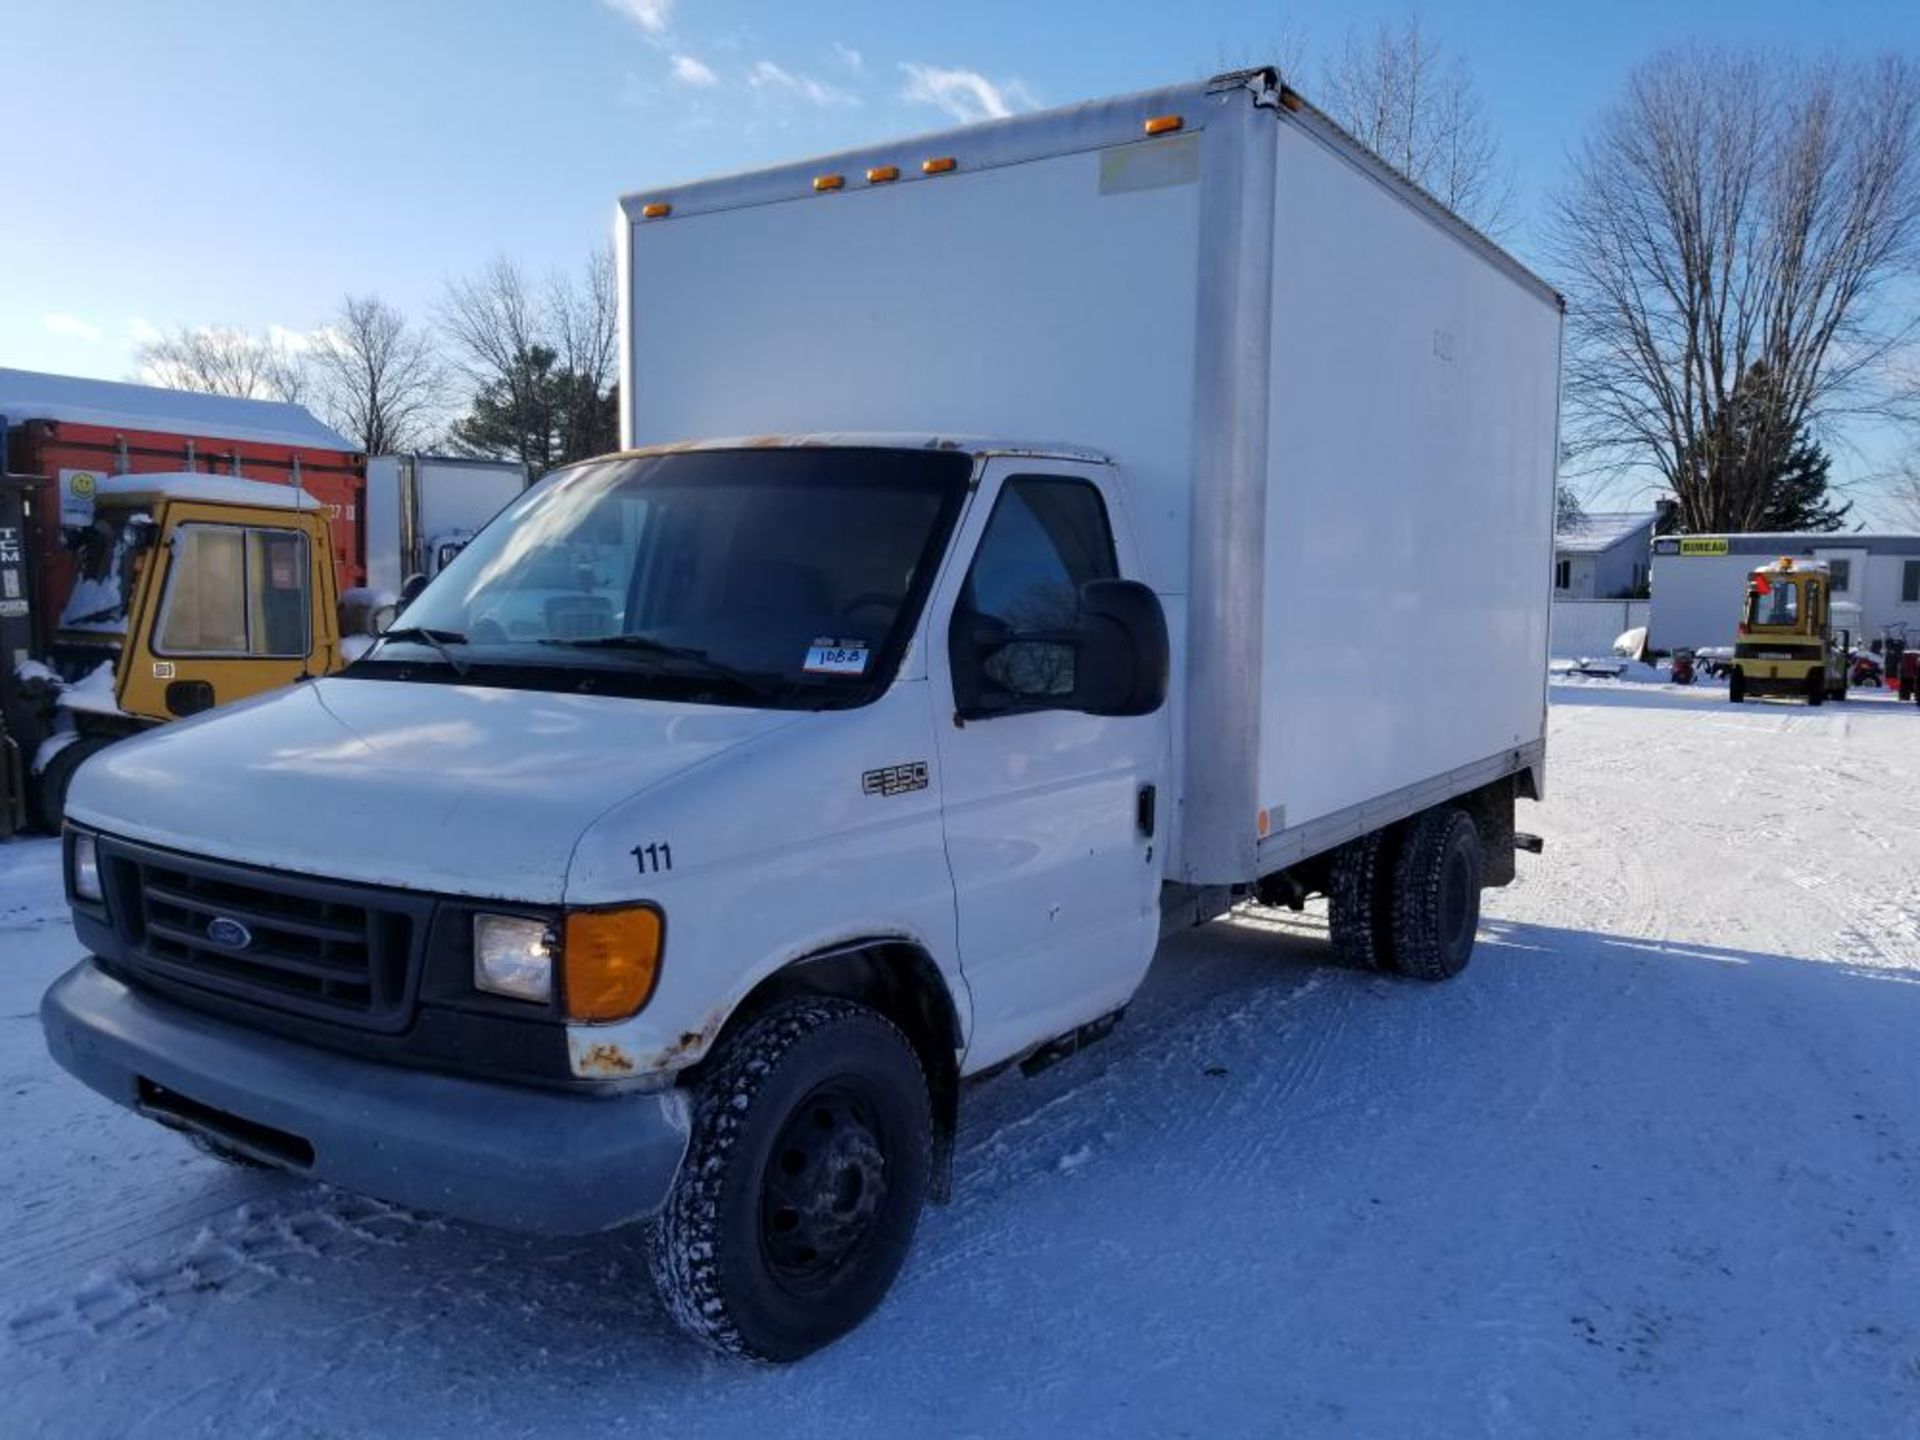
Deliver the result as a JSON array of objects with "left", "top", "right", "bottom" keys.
[{"left": 205, "top": 916, "right": 253, "bottom": 950}]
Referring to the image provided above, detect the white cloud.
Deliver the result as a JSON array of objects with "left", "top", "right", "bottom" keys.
[
  {"left": 670, "top": 52, "right": 718, "bottom": 87},
  {"left": 748, "top": 60, "right": 857, "bottom": 108},
  {"left": 127, "top": 315, "right": 162, "bottom": 345},
  {"left": 898, "top": 62, "right": 1037, "bottom": 124},
  {"left": 601, "top": 0, "right": 672, "bottom": 36},
  {"left": 832, "top": 41, "right": 863, "bottom": 73},
  {"left": 267, "top": 323, "right": 334, "bottom": 355},
  {"left": 43, "top": 313, "right": 103, "bottom": 342}
]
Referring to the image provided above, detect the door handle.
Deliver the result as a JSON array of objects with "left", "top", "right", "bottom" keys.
[{"left": 1136, "top": 784, "right": 1157, "bottom": 838}]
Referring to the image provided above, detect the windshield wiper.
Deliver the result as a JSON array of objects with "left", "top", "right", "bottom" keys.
[
  {"left": 374, "top": 626, "right": 472, "bottom": 676},
  {"left": 540, "top": 634, "right": 785, "bottom": 701}
]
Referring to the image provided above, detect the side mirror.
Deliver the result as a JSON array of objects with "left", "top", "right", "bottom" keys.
[
  {"left": 337, "top": 586, "right": 400, "bottom": 639},
  {"left": 1072, "top": 579, "right": 1169, "bottom": 718},
  {"left": 400, "top": 572, "right": 430, "bottom": 609}
]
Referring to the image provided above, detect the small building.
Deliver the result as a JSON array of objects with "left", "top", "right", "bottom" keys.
[
  {"left": 1553, "top": 510, "right": 1658, "bottom": 600},
  {"left": 1648, "top": 532, "right": 1920, "bottom": 652}
]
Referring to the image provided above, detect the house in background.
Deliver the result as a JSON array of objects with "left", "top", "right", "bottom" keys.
[{"left": 1554, "top": 509, "right": 1660, "bottom": 599}]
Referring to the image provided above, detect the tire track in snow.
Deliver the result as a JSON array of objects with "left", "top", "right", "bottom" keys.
[{"left": 4, "top": 1192, "right": 431, "bottom": 1365}]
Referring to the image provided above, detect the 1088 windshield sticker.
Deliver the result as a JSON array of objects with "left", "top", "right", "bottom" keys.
[{"left": 804, "top": 639, "right": 870, "bottom": 675}]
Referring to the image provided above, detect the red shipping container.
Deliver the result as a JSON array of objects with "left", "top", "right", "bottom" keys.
[{"left": 0, "top": 369, "right": 363, "bottom": 650}]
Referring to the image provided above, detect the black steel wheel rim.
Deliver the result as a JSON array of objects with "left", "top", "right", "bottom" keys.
[{"left": 759, "top": 1080, "right": 890, "bottom": 1291}]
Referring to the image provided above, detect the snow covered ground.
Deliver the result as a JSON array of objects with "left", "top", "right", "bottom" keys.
[{"left": 3, "top": 680, "right": 1918, "bottom": 1437}]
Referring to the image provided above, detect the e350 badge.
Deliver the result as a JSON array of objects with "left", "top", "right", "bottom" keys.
[{"left": 862, "top": 762, "right": 929, "bottom": 798}]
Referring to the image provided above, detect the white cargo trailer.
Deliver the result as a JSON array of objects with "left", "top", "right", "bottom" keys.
[
  {"left": 622, "top": 69, "right": 1561, "bottom": 887},
  {"left": 43, "top": 69, "right": 1560, "bottom": 1362},
  {"left": 363, "top": 453, "right": 529, "bottom": 595}
]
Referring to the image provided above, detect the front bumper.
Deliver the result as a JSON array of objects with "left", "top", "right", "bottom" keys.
[{"left": 42, "top": 960, "right": 690, "bottom": 1235}]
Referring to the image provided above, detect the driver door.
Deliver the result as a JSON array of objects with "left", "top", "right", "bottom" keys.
[{"left": 931, "top": 459, "right": 1169, "bottom": 1071}]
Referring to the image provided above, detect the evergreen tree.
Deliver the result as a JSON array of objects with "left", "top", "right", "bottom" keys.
[
  {"left": 1679, "top": 364, "right": 1851, "bottom": 533},
  {"left": 447, "top": 347, "right": 615, "bottom": 474}
]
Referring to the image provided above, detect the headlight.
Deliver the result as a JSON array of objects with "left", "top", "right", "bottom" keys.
[
  {"left": 69, "top": 830, "right": 102, "bottom": 904},
  {"left": 473, "top": 914, "right": 554, "bottom": 1003}
]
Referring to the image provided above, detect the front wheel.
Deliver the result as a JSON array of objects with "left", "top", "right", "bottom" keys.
[
  {"left": 31, "top": 736, "right": 114, "bottom": 833},
  {"left": 648, "top": 998, "right": 931, "bottom": 1362},
  {"left": 1729, "top": 670, "right": 1746, "bottom": 704},
  {"left": 1386, "top": 807, "right": 1483, "bottom": 983}
]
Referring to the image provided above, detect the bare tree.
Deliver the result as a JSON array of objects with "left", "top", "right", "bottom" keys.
[
  {"left": 308, "top": 296, "right": 444, "bottom": 455},
  {"left": 137, "top": 325, "right": 309, "bottom": 403},
  {"left": 1319, "top": 15, "right": 1515, "bottom": 234},
  {"left": 438, "top": 250, "right": 619, "bottom": 470},
  {"left": 1894, "top": 452, "right": 1920, "bottom": 529},
  {"left": 1551, "top": 51, "right": 1920, "bottom": 533}
]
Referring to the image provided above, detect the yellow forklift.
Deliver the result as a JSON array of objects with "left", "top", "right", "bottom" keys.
[
  {"left": 1726, "top": 556, "right": 1848, "bottom": 706},
  {"left": 9, "top": 472, "right": 378, "bottom": 830}
]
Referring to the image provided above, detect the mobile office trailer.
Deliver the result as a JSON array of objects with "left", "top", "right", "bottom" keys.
[
  {"left": 623, "top": 69, "right": 1562, "bottom": 891},
  {"left": 1650, "top": 533, "right": 1920, "bottom": 655},
  {"left": 44, "top": 69, "right": 1561, "bottom": 1364},
  {"left": 363, "top": 454, "right": 531, "bottom": 596}
]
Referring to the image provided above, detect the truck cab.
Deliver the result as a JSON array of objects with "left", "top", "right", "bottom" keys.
[
  {"left": 1728, "top": 557, "right": 1846, "bottom": 705},
  {"left": 22, "top": 472, "right": 344, "bottom": 826}
]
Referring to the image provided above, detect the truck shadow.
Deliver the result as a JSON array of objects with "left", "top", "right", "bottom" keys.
[{"left": 21, "top": 904, "right": 1913, "bottom": 1434}]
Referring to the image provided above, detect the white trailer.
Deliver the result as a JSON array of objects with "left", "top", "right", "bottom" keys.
[
  {"left": 1650, "top": 533, "right": 1920, "bottom": 654},
  {"left": 362, "top": 453, "right": 529, "bottom": 595},
  {"left": 43, "top": 70, "right": 1560, "bottom": 1362}
]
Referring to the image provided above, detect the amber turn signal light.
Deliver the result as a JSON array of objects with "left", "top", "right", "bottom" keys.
[{"left": 564, "top": 906, "right": 663, "bottom": 1021}]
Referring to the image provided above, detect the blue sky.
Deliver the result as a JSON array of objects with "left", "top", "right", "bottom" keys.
[{"left": 6, "top": 0, "right": 1918, "bottom": 512}]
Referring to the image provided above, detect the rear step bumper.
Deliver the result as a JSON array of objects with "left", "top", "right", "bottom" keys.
[{"left": 41, "top": 959, "right": 690, "bottom": 1235}]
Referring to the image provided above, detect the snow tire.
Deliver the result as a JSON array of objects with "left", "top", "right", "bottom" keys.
[
  {"left": 647, "top": 997, "right": 931, "bottom": 1362},
  {"left": 32, "top": 736, "right": 112, "bottom": 834},
  {"left": 1386, "top": 807, "right": 1483, "bottom": 983},
  {"left": 1327, "top": 829, "right": 1395, "bottom": 972}
]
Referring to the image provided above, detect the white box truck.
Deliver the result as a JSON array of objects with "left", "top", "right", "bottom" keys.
[
  {"left": 41, "top": 69, "right": 1560, "bottom": 1360},
  {"left": 362, "top": 452, "right": 530, "bottom": 597}
]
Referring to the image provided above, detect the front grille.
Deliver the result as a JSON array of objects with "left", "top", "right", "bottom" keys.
[{"left": 102, "top": 840, "right": 426, "bottom": 1033}]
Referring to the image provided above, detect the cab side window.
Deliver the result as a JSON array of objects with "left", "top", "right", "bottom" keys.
[
  {"left": 952, "top": 477, "right": 1117, "bottom": 710},
  {"left": 157, "top": 525, "right": 311, "bottom": 657}
]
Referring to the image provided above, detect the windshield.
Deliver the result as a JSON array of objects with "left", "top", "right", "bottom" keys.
[
  {"left": 1745, "top": 577, "right": 1800, "bottom": 629},
  {"left": 59, "top": 507, "right": 145, "bottom": 635},
  {"left": 354, "top": 448, "right": 971, "bottom": 709}
]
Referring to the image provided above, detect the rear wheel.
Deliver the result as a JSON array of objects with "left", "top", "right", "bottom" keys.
[
  {"left": 1807, "top": 672, "right": 1825, "bottom": 706},
  {"left": 648, "top": 998, "right": 931, "bottom": 1361},
  {"left": 1728, "top": 670, "right": 1746, "bottom": 704},
  {"left": 1327, "top": 829, "right": 1395, "bottom": 971},
  {"left": 1386, "top": 807, "right": 1483, "bottom": 983}
]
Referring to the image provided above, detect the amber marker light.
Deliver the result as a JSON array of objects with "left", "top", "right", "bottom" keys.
[
  {"left": 564, "top": 907, "right": 664, "bottom": 1022},
  {"left": 922, "top": 156, "right": 958, "bottom": 174},
  {"left": 866, "top": 164, "right": 900, "bottom": 184},
  {"left": 641, "top": 202, "right": 671, "bottom": 219},
  {"left": 814, "top": 174, "right": 845, "bottom": 192},
  {"left": 1143, "top": 114, "right": 1183, "bottom": 135}
]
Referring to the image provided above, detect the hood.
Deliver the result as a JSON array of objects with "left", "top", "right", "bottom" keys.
[{"left": 67, "top": 676, "right": 802, "bottom": 902}]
